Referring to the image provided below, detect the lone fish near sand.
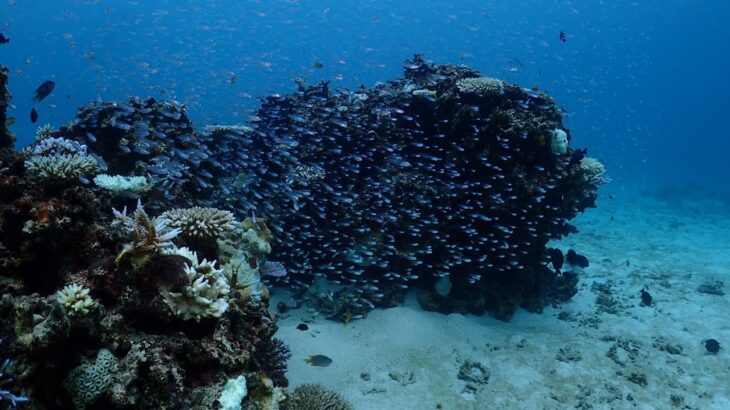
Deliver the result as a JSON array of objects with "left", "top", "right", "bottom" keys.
[{"left": 305, "top": 355, "right": 333, "bottom": 367}]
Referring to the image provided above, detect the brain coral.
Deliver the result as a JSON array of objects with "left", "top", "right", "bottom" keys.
[{"left": 64, "top": 349, "right": 118, "bottom": 410}]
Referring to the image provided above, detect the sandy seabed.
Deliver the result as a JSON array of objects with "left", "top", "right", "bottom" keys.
[{"left": 273, "top": 193, "right": 730, "bottom": 410}]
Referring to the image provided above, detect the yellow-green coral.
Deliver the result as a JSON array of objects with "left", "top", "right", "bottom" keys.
[{"left": 57, "top": 284, "right": 95, "bottom": 317}]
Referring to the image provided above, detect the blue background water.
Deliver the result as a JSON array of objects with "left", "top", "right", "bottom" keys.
[{"left": 2, "top": 0, "right": 728, "bottom": 195}]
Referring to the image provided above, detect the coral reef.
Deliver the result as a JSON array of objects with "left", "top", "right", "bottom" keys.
[
  {"left": 216, "top": 54, "right": 602, "bottom": 319},
  {"left": 24, "top": 153, "right": 101, "bottom": 184},
  {"left": 0, "top": 63, "right": 290, "bottom": 409}
]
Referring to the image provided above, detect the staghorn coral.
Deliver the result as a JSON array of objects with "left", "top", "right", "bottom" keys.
[
  {"left": 57, "top": 284, "right": 94, "bottom": 317},
  {"left": 93, "top": 173, "right": 151, "bottom": 194},
  {"left": 159, "top": 246, "right": 230, "bottom": 320},
  {"left": 25, "top": 153, "right": 101, "bottom": 183},
  {"left": 113, "top": 200, "right": 179, "bottom": 265},
  {"left": 286, "top": 384, "right": 353, "bottom": 410},
  {"left": 156, "top": 206, "right": 236, "bottom": 240},
  {"left": 456, "top": 76, "right": 504, "bottom": 95}
]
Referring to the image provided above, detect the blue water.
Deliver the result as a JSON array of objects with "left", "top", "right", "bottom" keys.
[{"left": 2, "top": 0, "right": 729, "bottom": 193}]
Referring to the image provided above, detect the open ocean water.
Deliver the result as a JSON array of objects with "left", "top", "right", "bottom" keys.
[{"left": 1, "top": 1, "right": 728, "bottom": 409}]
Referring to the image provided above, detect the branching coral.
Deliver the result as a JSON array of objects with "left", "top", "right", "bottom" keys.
[
  {"left": 456, "top": 76, "right": 504, "bottom": 95},
  {"left": 57, "top": 284, "right": 95, "bottom": 317},
  {"left": 113, "top": 200, "right": 179, "bottom": 265},
  {"left": 25, "top": 153, "right": 101, "bottom": 183},
  {"left": 159, "top": 246, "right": 230, "bottom": 320},
  {"left": 34, "top": 124, "right": 55, "bottom": 141},
  {"left": 156, "top": 206, "right": 235, "bottom": 240}
]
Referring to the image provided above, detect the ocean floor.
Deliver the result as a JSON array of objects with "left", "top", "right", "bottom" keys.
[{"left": 272, "top": 193, "right": 730, "bottom": 409}]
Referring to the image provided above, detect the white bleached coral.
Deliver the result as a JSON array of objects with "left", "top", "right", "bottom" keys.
[
  {"left": 156, "top": 207, "right": 236, "bottom": 240},
  {"left": 94, "top": 174, "right": 151, "bottom": 194},
  {"left": 456, "top": 76, "right": 504, "bottom": 95},
  {"left": 57, "top": 284, "right": 95, "bottom": 317},
  {"left": 160, "top": 246, "right": 230, "bottom": 320}
]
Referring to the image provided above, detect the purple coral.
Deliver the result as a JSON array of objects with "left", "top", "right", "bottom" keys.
[{"left": 0, "top": 343, "right": 29, "bottom": 407}]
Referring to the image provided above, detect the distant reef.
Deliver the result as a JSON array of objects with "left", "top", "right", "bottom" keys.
[{"left": 0, "top": 55, "right": 603, "bottom": 408}]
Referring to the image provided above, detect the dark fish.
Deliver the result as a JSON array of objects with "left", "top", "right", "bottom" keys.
[
  {"left": 296, "top": 323, "right": 309, "bottom": 331},
  {"left": 5, "top": 116, "right": 15, "bottom": 126},
  {"left": 547, "top": 248, "right": 563, "bottom": 273},
  {"left": 30, "top": 108, "right": 38, "bottom": 123},
  {"left": 565, "top": 249, "right": 588, "bottom": 268},
  {"left": 569, "top": 148, "right": 587, "bottom": 167},
  {"left": 705, "top": 339, "right": 720, "bottom": 354},
  {"left": 305, "top": 355, "right": 332, "bottom": 367},
  {"left": 559, "top": 30, "right": 568, "bottom": 43},
  {"left": 0, "top": 33, "right": 9, "bottom": 44},
  {"left": 32, "top": 80, "right": 55, "bottom": 102},
  {"left": 313, "top": 61, "right": 324, "bottom": 69},
  {"left": 640, "top": 286, "right": 652, "bottom": 307}
]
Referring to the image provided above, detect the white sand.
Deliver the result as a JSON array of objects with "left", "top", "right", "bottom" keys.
[{"left": 273, "top": 194, "right": 730, "bottom": 409}]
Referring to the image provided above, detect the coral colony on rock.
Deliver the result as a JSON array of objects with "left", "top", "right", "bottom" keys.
[{"left": 0, "top": 55, "right": 602, "bottom": 408}]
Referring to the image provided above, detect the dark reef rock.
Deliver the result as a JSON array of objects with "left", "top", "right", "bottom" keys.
[
  {"left": 0, "top": 65, "right": 13, "bottom": 150},
  {"left": 214, "top": 55, "right": 603, "bottom": 319}
]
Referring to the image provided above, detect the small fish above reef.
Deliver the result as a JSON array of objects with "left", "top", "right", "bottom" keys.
[
  {"left": 30, "top": 107, "right": 38, "bottom": 123},
  {"left": 305, "top": 355, "right": 332, "bottom": 367},
  {"left": 312, "top": 61, "right": 324, "bottom": 69},
  {"left": 559, "top": 30, "right": 568, "bottom": 43},
  {"left": 5, "top": 117, "right": 15, "bottom": 127},
  {"left": 0, "top": 33, "right": 9, "bottom": 44},
  {"left": 639, "top": 286, "right": 652, "bottom": 307},
  {"left": 32, "top": 80, "right": 55, "bottom": 102}
]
